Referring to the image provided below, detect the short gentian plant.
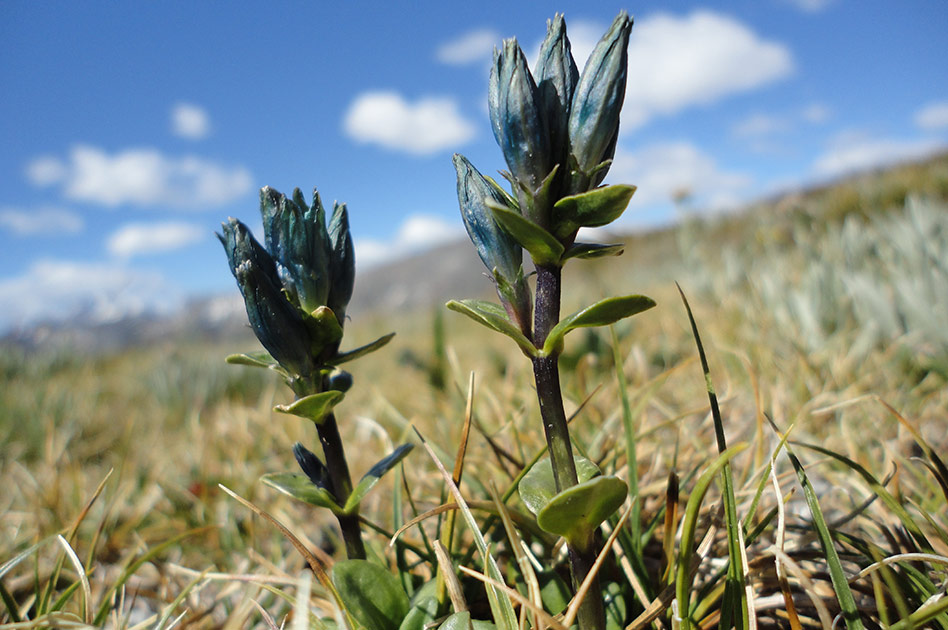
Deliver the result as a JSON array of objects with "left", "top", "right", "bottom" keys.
[
  {"left": 448, "top": 12, "right": 654, "bottom": 630},
  {"left": 220, "top": 187, "right": 409, "bottom": 560}
]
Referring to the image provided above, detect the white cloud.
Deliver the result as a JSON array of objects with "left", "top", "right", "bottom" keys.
[
  {"left": 812, "top": 132, "right": 945, "bottom": 178},
  {"left": 0, "top": 259, "right": 184, "bottom": 330},
  {"left": 171, "top": 103, "right": 211, "bottom": 139},
  {"left": 779, "top": 0, "right": 838, "bottom": 13},
  {"left": 801, "top": 103, "right": 831, "bottom": 124},
  {"left": 26, "top": 156, "right": 68, "bottom": 185},
  {"left": 437, "top": 29, "right": 499, "bottom": 65},
  {"left": 914, "top": 101, "right": 948, "bottom": 131},
  {"left": 343, "top": 92, "right": 477, "bottom": 155},
  {"left": 107, "top": 222, "right": 205, "bottom": 258},
  {"left": 356, "top": 214, "right": 463, "bottom": 268},
  {"left": 26, "top": 145, "right": 252, "bottom": 208},
  {"left": 0, "top": 207, "right": 83, "bottom": 236},
  {"left": 733, "top": 113, "right": 789, "bottom": 138},
  {"left": 622, "top": 10, "right": 794, "bottom": 129},
  {"left": 608, "top": 141, "right": 752, "bottom": 216}
]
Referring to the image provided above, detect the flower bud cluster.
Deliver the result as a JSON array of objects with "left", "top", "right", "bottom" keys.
[
  {"left": 219, "top": 186, "right": 355, "bottom": 378},
  {"left": 455, "top": 12, "right": 633, "bottom": 333}
]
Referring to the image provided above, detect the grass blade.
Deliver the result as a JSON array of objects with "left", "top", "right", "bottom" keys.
[
  {"left": 677, "top": 284, "right": 748, "bottom": 629},
  {"left": 768, "top": 418, "right": 865, "bottom": 630}
]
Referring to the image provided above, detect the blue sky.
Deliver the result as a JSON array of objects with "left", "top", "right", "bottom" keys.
[{"left": 1, "top": 0, "right": 946, "bottom": 331}]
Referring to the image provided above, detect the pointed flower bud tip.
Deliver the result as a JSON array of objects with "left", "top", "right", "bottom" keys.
[
  {"left": 488, "top": 38, "right": 552, "bottom": 194},
  {"left": 568, "top": 11, "right": 632, "bottom": 179}
]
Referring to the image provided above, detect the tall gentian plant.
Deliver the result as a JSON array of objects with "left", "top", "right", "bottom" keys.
[
  {"left": 448, "top": 13, "right": 655, "bottom": 630},
  {"left": 220, "top": 187, "right": 410, "bottom": 560}
]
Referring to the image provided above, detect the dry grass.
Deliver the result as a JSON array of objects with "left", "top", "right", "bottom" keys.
[{"left": 2, "top": 155, "right": 947, "bottom": 628}]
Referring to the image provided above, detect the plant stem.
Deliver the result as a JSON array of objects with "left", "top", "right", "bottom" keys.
[
  {"left": 316, "top": 411, "right": 366, "bottom": 559},
  {"left": 532, "top": 264, "right": 605, "bottom": 630}
]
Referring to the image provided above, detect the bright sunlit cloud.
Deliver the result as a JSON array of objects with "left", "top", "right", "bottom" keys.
[
  {"left": 610, "top": 141, "right": 752, "bottom": 215},
  {"left": 107, "top": 222, "right": 206, "bottom": 258},
  {"left": 171, "top": 103, "right": 211, "bottom": 139},
  {"left": 343, "top": 92, "right": 477, "bottom": 155},
  {"left": 0, "top": 206, "right": 84, "bottom": 236},
  {"left": 914, "top": 101, "right": 948, "bottom": 131},
  {"left": 356, "top": 214, "right": 463, "bottom": 268},
  {"left": 27, "top": 145, "right": 253, "bottom": 208},
  {"left": 622, "top": 11, "right": 794, "bottom": 129},
  {"left": 0, "top": 259, "right": 184, "bottom": 329},
  {"left": 812, "top": 131, "right": 945, "bottom": 178},
  {"left": 437, "top": 28, "right": 499, "bottom": 65}
]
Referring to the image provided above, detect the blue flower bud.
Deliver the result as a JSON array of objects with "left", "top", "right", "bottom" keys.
[
  {"left": 293, "top": 442, "right": 332, "bottom": 492},
  {"left": 219, "top": 218, "right": 317, "bottom": 377},
  {"left": 489, "top": 38, "right": 552, "bottom": 200},
  {"left": 568, "top": 12, "right": 632, "bottom": 184},
  {"left": 454, "top": 154, "right": 522, "bottom": 279},
  {"left": 261, "top": 186, "right": 332, "bottom": 316},
  {"left": 327, "top": 200, "right": 355, "bottom": 325},
  {"left": 454, "top": 153, "right": 532, "bottom": 334},
  {"left": 535, "top": 14, "right": 579, "bottom": 173}
]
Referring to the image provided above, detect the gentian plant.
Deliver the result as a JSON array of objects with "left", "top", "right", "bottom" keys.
[
  {"left": 448, "top": 12, "right": 655, "bottom": 630},
  {"left": 220, "top": 186, "right": 410, "bottom": 560}
]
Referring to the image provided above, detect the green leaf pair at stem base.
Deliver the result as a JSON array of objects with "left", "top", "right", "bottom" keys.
[{"left": 519, "top": 455, "right": 627, "bottom": 548}]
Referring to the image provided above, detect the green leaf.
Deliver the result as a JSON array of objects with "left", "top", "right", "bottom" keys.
[
  {"left": 604, "top": 582, "right": 627, "bottom": 630},
  {"left": 536, "top": 476, "right": 627, "bottom": 546},
  {"left": 446, "top": 299, "right": 536, "bottom": 357},
  {"left": 274, "top": 390, "right": 344, "bottom": 425},
  {"left": 225, "top": 351, "right": 277, "bottom": 368},
  {"left": 552, "top": 184, "right": 636, "bottom": 238},
  {"left": 562, "top": 242, "right": 624, "bottom": 261},
  {"left": 438, "top": 612, "right": 472, "bottom": 630},
  {"left": 344, "top": 444, "right": 415, "bottom": 513},
  {"left": 398, "top": 580, "right": 439, "bottom": 630},
  {"left": 537, "top": 572, "right": 570, "bottom": 616},
  {"left": 332, "top": 560, "right": 410, "bottom": 630},
  {"left": 306, "top": 305, "right": 344, "bottom": 350},
  {"left": 518, "top": 455, "right": 602, "bottom": 516},
  {"left": 438, "top": 612, "right": 496, "bottom": 630},
  {"left": 260, "top": 472, "right": 342, "bottom": 513},
  {"left": 541, "top": 294, "right": 656, "bottom": 356},
  {"left": 225, "top": 352, "right": 292, "bottom": 379},
  {"left": 485, "top": 200, "right": 564, "bottom": 265},
  {"left": 329, "top": 332, "right": 396, "bottom": 366}
]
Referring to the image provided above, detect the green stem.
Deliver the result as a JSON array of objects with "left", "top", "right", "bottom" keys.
[
  {"left": 316, "top": 412, "right": 366, "bottom": 559},
  {"left": 532, "top": 264, "right": 605, "bottom": 630}
]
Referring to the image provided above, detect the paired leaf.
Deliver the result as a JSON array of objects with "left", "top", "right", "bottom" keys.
[
  {"left": 541, "top": 294, "right": 656, "bottom": 356},
  {"left": 260, "top": 472, "right": 341, "bottom": 513},
  {"left": 344, "top": 444, "right": 415, "bottom": 514},
  {"left": 333, "top": 559, "right": 410, "bottom": 630},
  {"left": 562, "top": 242, "right": 624, "bottom": 261},
  {"left": 536, "top": 476, "right": 627, "bottom": 546},
  {"left": 446, "top": 299, "right": 536, "bottom": 357},
  {"left": 519, "top": 455, "right": 602, "bottom": 516},
  {"left": 486, "top": 200, "right": 564, "bottom": 265},
  {"left": 552, "top": 184, "right": 636, "bottom": 238},
  {"left": 329, "top": 331, "right": 396, "bottom": 365},
  {"left": 274, "top": 390, "right": 344, "bottom": 425},
  {"left": 225, "top": 351, "right": 278, "bottom": 369}
]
